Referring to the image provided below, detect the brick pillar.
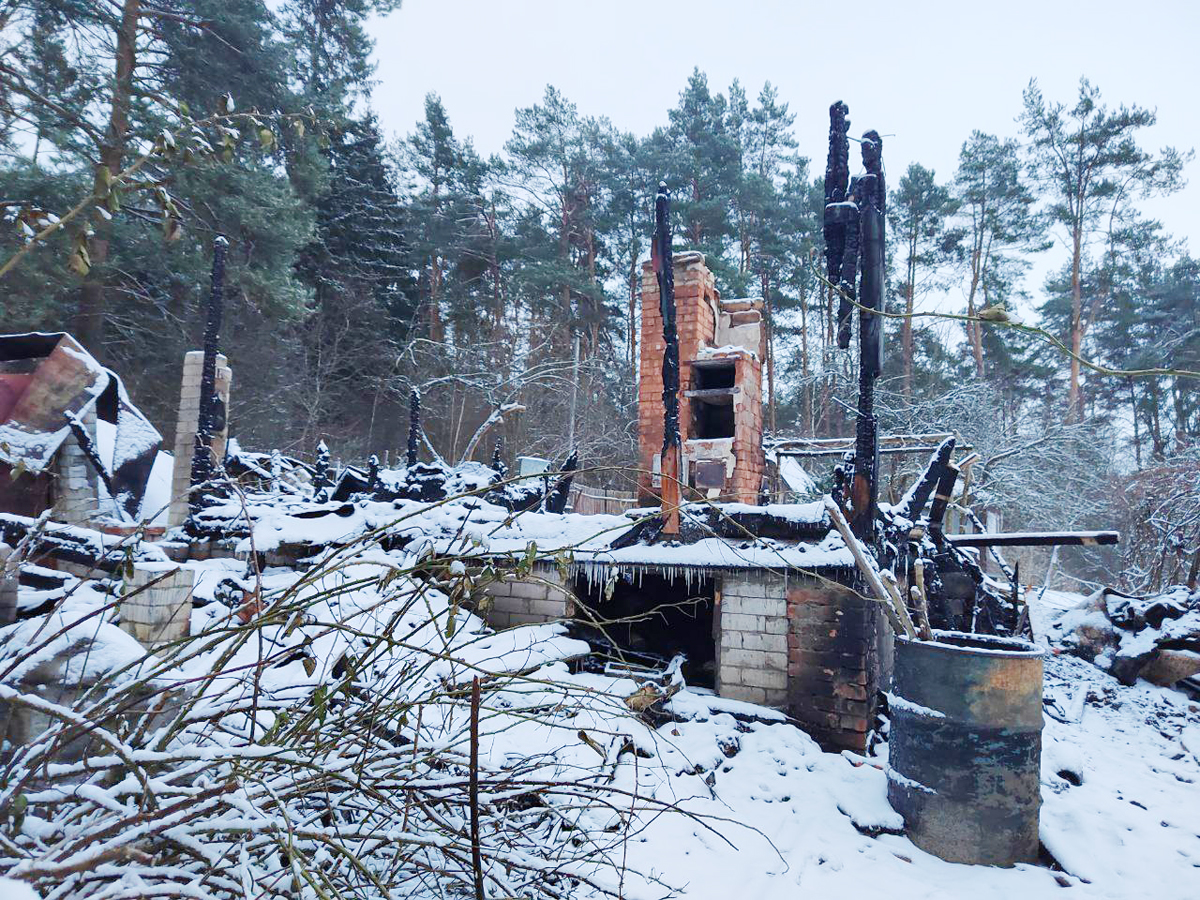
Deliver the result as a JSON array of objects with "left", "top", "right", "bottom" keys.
[
  {"left": 168, "top": 351, "right": 232, "bottom": 528},
  {"left": 52, "top": 406, "right": 99, "bottom": 526},
  {"left": 119, "top": 564, "right": 194, "bottom": 648},
  {"left": 786, "top": 579, "right": 885, "bottom": 752},
  {"left": 731, "top": 353, "right": 764, "bottom": 503},
  {"left": 716, "top": 570, "right": 789, "bottom": 706}
]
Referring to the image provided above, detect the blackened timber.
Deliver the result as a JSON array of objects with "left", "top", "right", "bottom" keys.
[
  {"left": 653, "top": 183, "right": 681, "bottom": 533},
  {"left": 781, "top": 445, "right": 948, "bottom": 458},
  {"left": 407, "top": 389, "right": 421, "bottom": 467},
  {"left": 927, "top": 462, "right": 961, "bottom": 535},
  {"left": 835, "top": 181, "right": 861, "bottom": 351},
  {"left": 544, "top": 449, "right": 578, "bottom": 514},
  {"left": 946, "top": 531, "right": 1120, "bottom": 548},
  {"left": 858, "top": 178, "right": 885, "bottom": 379},
  {"left": 823, "top": 101, "right": 852, "bottom": 348},
  {"left": 0, "top": 513, "right": 145, "bottom": 573},
  {"left": 895, "top": 437, "right": 956, "bottom": 520},
  {"left": 189, "top": 235, "right": 228, "bottom": 513},
  {"left": 849, "top": 132, "right": 886, "bottom": 541},
  {"left": 769, "top": 433, "right": 969, "bottom": 456}
]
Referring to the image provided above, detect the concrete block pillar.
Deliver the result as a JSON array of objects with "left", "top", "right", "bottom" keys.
[
  {"left": 53, "top": 406, "right": 99, "bottom": 526},
  {"left": 118, "top": 564, "right": 194, "bottom": 648},
  {"left": 168, "top": 351, "right": 232, "bottom": 528},
  {"left": 0, "top": 544, "right": 16, "bottom": 627},
  {"left": 716, "top": 570, "right": 790, "bottom": 707}
]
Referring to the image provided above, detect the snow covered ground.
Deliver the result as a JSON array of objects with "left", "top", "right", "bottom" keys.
[
  {"left": 4, "top": 543, "right": 1198, "bottom": 898},
  {"left": 458, "top": 597, "right": 1200, "bottom": 899}
]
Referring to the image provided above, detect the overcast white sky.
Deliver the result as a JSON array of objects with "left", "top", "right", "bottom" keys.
[{"left": 366, "top": 0, "right": 1197, "bottom": 300}]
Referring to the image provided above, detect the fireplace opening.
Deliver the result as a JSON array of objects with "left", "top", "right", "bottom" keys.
[
  {"left": 688, "top": 360, "right": 736, "bottom": 439},
  {"left": 691, "top": 395, "right": 734, "bottom": 439},
  {"left": 694, "top": 362, "right": 735, "bottom": 390},
  {"left": 571, "top": 570, "right": 717, "bottom": 688}
]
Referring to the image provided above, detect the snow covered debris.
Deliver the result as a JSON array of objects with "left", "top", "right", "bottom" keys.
[
  {"left": 1046, "top": 584, "right": 1200, "bottom": 685},
  {"left": 2, "top": 517, "right": 1198, "bottom": 898}
]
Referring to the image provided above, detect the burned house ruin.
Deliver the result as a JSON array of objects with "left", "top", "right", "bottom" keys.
[
  {"left": 0, "top": 104, "right": 1130, "bottom": 771},
  {"left": 0, "top": 332, "right": 162, "bottom": 527}
]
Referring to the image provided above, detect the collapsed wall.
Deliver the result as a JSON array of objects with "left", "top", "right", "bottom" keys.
[{"left": 480, "top": 561, "right": 888, "bottom": 752}]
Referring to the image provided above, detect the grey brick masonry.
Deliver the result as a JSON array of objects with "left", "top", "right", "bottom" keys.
[
  {"left": 168, "top": 351, "right": 232, "bottom": 528},
  {"left": 480, "top": 564, "right": 574, "bottom": 629},
  {"left": 119, "top": 564, "right": 194, "bottom": 648}
]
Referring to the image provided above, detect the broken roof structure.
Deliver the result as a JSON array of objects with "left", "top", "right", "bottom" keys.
[{"left": 0, "top": 332, "right": 161, "bottom": 523}]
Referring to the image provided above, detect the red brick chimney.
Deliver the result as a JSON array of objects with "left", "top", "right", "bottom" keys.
[{"left": 638, "top": 252, "right": 764, "bottom": 504}]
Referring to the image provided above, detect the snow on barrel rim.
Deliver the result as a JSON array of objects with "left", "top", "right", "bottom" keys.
[{"left": 895, "top": 628, "right": 1045, "bottom": 657}]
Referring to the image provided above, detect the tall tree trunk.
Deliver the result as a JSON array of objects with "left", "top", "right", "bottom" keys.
[
  {"left": 489, "top": 198, "right": 503, "bottom": 331},
  {"left": 428, "top": 253, "right": 444, "bottom": 342},
  {"left": 76, "top": 0, "right": 140, "bottom": 353},
  {"left": 966, "top": 247, "right": 985, "bottom": 378},
  {"left": 800, "top": 279, "right": 811, "bottom": 430},
  {"left": 1149, "top": 376, "right": 1164, "bottom": 460},
  {"left": 1067, "top": 224, "right": 1084, "bottom": 421},
  {"left": 902, "top": 248, "right": 915, "bottom": 397},
  {"left": 1128, "top": 378, "right": 1142, "bottom": 469},
  {"left": 761, "top": 269, "right": 776, "bottom": 434},
  {"left": 628, "top": 245, "right": 638, "bottom": 406}
]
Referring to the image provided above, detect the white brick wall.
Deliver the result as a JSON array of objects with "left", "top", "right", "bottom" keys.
[
  {"left": 119, "top": 565, "right": 194, "bottom": 647},
  {"left": 716, "top": 570, "right": 789, "bottom": 707},
  {"left": 481, "top": 565, "right": 574, "bottom": 630},
  {"left": 53, "top": 407, "right": 99, "bottom": 526},
  {"left": 169, "top": 351, "right": 232, "bottom": 528}
]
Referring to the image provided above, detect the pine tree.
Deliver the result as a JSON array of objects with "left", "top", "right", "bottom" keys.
[
  {"left": 405, "top": 94, "right": 488, "bottom": 343},
  {"left": 660, "top": 69, "right": 739, "bottom": 270},
  {"left": 953, "top": 132, "right": 1046, "bottom": 377},
  {"left": 888, "top": 164, "right": 958, "bottom": 398},
  {"left": 504, "top": 86, "right": 612, "bottom": 352},
  {"left": 1021, "top": 77, "right": 1191, "bottom": 421}
]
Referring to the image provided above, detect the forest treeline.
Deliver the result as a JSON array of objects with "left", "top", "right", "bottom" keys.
[{"left": 1, "top": 1, "right": 1197, "bottom": 587}]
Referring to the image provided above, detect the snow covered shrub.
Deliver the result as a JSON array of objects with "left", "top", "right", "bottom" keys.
[
  {"left": 0, "top": 536, "right": 664, "bottom": 899},
  {"left": 1112, "top": 450, "right": 1200, "bottom": 592}
]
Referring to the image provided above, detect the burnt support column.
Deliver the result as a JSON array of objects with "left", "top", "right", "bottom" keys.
[
  {"left": 168, "top": 351, "right": 231, "bottom": 528},
  {"left": 406, "top": 389, "right": 421, "bottom": 468},
  {"left": 187, "top": 236, "right": 229, "bottom": 516},
  {"left": 653, "top": 184, "right": 681, "bottom": 533}
]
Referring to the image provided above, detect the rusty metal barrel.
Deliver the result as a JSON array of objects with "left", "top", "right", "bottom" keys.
[{"left": 887, "top": 630, "right": 1044, "bottom": 866}]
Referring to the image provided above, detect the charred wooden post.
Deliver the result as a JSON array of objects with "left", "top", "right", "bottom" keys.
[
  {"left": 859, "top": 131, "right": 885, "bottom": 377},
  {"left": 945, "top": 531, "right": 1120, "bottom": 548},
  {"left": 928, "top": 460, "right": 960, "bottom": 537},
  {"left": 849, "top": 132, "right": 886, "bottom": 541},
  {"left": 837, "top": 180, "right": 862, "bottom": 352},
  {"left": 490, "top": 438, "right": 507, "bottom": 478},
  {"left": 896, "top": 438, "right": 957, "bottom": 521},
  {"left": 545, "top": 448, "right": 578, "bottom": 514},
  {"left": 406, "top": 389, "right": 421, "bottom": 468},
  {"left": 823, "top": 102, "right": 854, "bottom": 349},
  {"left": 188, "top": 235, "right": 228, "bottom": 513},
  {"left": 652, "top": 183, "right": 681, "bottom": 533}
]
